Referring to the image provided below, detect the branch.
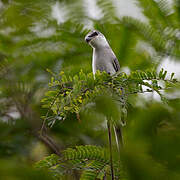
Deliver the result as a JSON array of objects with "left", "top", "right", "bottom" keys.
[
  {"left": 37, "top": 132, "right": 61, "bottom": 156},
  {"left": 40, "top": 89, "right": 62, "bottom": 134},
  {"left": 13, "top": 97, "right": 62, "bottom": 156}
]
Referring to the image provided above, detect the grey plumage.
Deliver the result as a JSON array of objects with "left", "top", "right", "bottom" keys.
[
  {"left": 85, "top": 30, "right": 123, "bottom": 150},
  {"left": 85, "top": 30, "right": 120, "bottom": 75}
]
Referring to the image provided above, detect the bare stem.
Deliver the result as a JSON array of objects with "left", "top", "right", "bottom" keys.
[
  {"left": 41, "top": 90, "right": 61, "bottom": 134},
  {"left": 38, "top": 132, "right": 61, "bottom": 156}
]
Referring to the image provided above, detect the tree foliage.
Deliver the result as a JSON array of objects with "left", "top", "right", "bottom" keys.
[
  {"left": 35, "top": 145, "right": 124, "bottom": 179},
  {"left": 0, "top": 0, "right": 180, "bottom": 179},
  {"left": 41, "top": 69, "right": 177, "bottom": 127}
]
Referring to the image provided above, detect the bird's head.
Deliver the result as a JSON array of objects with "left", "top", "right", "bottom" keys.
[{"left": 85, "top": 30, "right": 109, "bottom": 48}]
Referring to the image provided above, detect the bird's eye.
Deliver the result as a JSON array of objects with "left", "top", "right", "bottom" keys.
[{"left": 88, "top": 31, "right": 98, "bottom": 38}]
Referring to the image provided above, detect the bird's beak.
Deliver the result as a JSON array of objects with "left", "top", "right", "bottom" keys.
[{"left": 85, "top": 36, "right": 92, "bottom": 43}]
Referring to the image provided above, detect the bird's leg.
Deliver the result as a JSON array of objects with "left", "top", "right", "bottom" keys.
[{"left": 107, "top": 120, "right": 114, "bottom": 180}]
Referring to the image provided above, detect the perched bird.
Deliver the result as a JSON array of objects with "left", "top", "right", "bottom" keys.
[
  {"left": 85, "top": 30, "right": 120, "bottom": 75},
  {"left": 85, "top": 30, "right": 123, "bottom": 150}
]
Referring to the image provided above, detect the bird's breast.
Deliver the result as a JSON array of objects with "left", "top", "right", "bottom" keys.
[{"left": 92, "top": 49, "right": 116, "bottom": 75}]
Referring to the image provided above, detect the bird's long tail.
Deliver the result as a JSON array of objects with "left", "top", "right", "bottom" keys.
[{"left": 114, "top": 125, "right": 123, "bottom": 152}]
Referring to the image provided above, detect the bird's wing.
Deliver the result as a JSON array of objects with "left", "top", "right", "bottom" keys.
[{"left": 112, "top": 57, "right": 120, "bottom": 72}]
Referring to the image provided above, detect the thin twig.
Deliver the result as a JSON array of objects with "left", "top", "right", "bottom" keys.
[{"left": 40, "top": 89, "right": 62, "bottom": 135}]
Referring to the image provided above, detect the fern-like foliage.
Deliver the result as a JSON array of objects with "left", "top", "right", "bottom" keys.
[
  {"left": 136, "top": 0, "right": 172, "bottom": 28},
  {"left": 41, "top": 69, "right": 178, "bottom": 127},
  {"left": 131, "top": 0, "right": 180, "bottom": 59},
  {"left": 34, "top": 154, "right": 64, "bottom": 179},
  {"left": 35, "top": 145, "right": 123, "bottom": 179},
  {"left": 96, "top": 0, "right": 116, "bottom": 22},
  {"left": 120, "top": 16, "right": 180, "bottom": 58}
]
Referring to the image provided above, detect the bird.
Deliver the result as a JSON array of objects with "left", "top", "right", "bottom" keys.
[
  {"left": 85, "top": 30, "right": 120, "bottom": 75},
  {"left": 85, "top": 30, "right": 123, "bottom": 151}
]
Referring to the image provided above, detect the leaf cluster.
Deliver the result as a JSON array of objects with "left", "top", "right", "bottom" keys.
[
  {"left": 35, "top": 145, "right": 124, "bottom": 179},
  {"left": 42, "top": 69, "right": 178, "bottom": 127}
]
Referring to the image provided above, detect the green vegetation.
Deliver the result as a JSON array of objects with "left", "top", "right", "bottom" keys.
[{"left": 0, "top": 0, "right": 180, "bottom": 179}]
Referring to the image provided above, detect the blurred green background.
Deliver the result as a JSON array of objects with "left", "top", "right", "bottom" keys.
[{"left": 0, "top": 0, "right": 180, "bottom": 179}]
